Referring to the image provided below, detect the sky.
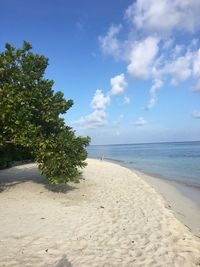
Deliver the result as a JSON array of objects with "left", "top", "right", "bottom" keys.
[{"left": 1, "top": 0, "right": 200, "bottom": 145}]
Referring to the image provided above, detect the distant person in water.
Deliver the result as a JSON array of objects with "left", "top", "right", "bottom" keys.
[{"left": 101, "top": 155, "right": 104, "bottom": 161}]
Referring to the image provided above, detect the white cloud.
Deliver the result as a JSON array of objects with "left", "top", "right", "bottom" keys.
[
  {"left": 97, "top": 0, "right": 200, "bottom": 120},
  {"left": 99, "top": 24, "right": 122, "bottom": 58},
  {"left": 98, "top": 0, "right": 200, "bottom": 110},
  {"left": 125, "top": 0, "right": 200, "bottom": 35},
  {"left": 75, "top": 74, "right": 128, "bottom": 130},
  {"left": 191, "top": 49, "right": 200, "bottom": 91},
  {"left": 74, "top": 109, "right": 107, "bottom": 130},
  {"left": 75, "top": 89, "right": 110, "bottom": 130},
  {"left": 110, "top": 73, "right": 127, "bottom": 95},
  {"left": 127, "top": 36, "right": 160, "bottom": 79},
  {"left": 164, "top": 51, "right": 193, "bottom": 85},
  {"left": 147, "top": 79, "right": 163, "bottom": 109},
  {"left": 123, "top": 96, "right": 130, "bottom": 105},
  {"left": 91, "top": 89, "right": 110, "bottom": 110},
  {"left": 145, "top": 48, "right": 200, "bottom": 106},
  {"left": 135, "top": 117, "right": 147, "bottom": 126},
  {"left": 193, "top": 49, "right": 200, "bottom": 77},
  {"left": 192, "top": 110, "right": 200, "bottom": 118}
]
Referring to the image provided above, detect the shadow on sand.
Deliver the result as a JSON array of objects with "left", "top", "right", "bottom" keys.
[
  {"left": 54, "top": 255, "right": 72, "bottom": 267},
  {"left": 0, "top": 163, "right": 81, "bottom": 194}
]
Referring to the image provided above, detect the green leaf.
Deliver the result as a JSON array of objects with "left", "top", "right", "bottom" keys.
[{"left": 0, "top": 41, "right": 90, "bottom": 184}]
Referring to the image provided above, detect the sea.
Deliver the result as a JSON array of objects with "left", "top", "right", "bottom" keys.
[{"left": 87, "top": 141, "right": 200, "bottom": 192}]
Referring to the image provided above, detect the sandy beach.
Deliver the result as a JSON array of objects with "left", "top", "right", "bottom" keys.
[
  {"left": 0, "top": 159, "right": 200, "bottom": 267},
  {"left": 139, "top": 171, "right": 200, "bottom": 238}
]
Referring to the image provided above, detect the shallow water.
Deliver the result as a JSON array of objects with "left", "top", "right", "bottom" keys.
[{"left": 87, "top": 141, "right": 200, "bottom": 188}]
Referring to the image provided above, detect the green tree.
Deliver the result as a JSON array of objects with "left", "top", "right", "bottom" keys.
[{"left": 0, "top": 41, "right": 90, "bottom": 183}]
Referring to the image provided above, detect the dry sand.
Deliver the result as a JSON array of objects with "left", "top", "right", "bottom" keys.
[{"left": 0, "top": 158, "right": 200, "bottom": 267}]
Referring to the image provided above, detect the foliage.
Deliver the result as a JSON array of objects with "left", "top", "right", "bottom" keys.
[{"left": 0, "top": 41, "right": 90, "bottom": 183}]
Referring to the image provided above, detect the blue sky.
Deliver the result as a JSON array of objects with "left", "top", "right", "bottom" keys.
[{"left": 1, "top": 0, "right": 200, "bottom": 144}]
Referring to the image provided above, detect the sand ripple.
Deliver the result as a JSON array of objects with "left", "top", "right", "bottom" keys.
[{"left": 0, "top": 159, "right": 200, "bottom": 266}]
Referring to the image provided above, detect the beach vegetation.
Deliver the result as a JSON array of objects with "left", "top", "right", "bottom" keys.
[{"left": 0, "top": 41, "right": 90, "bottom": 184}]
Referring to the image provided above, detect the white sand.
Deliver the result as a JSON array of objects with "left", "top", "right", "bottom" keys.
[
  {"left": 140, "top": 171, "right": 200, "bottom": 237},
  {"left": 0, "top": 159, "right": 200, "bottom": 267}
]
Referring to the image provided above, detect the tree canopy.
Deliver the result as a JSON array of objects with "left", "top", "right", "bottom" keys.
[{"left": 0, "top": 41, "right": 90, "bottom": 184}]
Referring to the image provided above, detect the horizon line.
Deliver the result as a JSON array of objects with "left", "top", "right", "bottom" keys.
[{"left": 89, "top": 140, "right": 200, "bottom": 147}]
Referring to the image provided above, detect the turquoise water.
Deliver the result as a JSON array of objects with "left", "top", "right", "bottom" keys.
[{"left": 87, "top": 141, "right": 200, "bottom": 188}]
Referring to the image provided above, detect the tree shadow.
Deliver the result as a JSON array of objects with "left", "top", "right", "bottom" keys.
[
  {"left": 54, "top": 254, "right": 72, "bottom": 267},
  {"left": 0, "top": 163, "right": 79, "bottom": 194}
]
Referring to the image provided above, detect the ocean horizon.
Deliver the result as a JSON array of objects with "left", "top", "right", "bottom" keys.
[{"left": 87, "top": 141, "right": 200, "bottom": 189}]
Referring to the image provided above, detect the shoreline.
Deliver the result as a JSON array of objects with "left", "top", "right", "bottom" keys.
[
  {"left": 103, "top": 157, "right": 200, "bottom": 191},
  {"left": 101, "top": 157, "right": 200, "bottom": 237},
  {"left": 135, "top": 170, "right": 200, "bottom": 237},
  {"left": 0, "top": 159, "right": 200, "bottom": 266}
]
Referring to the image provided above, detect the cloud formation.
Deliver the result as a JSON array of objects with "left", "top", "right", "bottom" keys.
[
  {"left": 75, "top": 109, "right": 107, "bottom": 129},
  {"left": 75, "top": 89, "right": 110, "bottom": 129},
  {"left": 125, "top": 0, "right": 200, "bottom": 35},
  {"left": 91, "top": 89, "right": 110, "bottom": 110},
  {"left": 99, "top": 0, "right": 200, "bottom": 110},
  {"left": 99, "top": 24, "right": 122, "bottom": 59},
  {"left": 127, "top": 36, "right": 159, "bottom": 79},
  {"left": 147, "top": 79, "right": 163, "bottom": 109},
  {"left": 110, "top": 73, "right": 127, "bottom": 95},
  {"left": 76, "top": 0, "right": 200, "bottom": 132},
  {"left": 75, "top": 73, "right": 128, "bottom": 130}
]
